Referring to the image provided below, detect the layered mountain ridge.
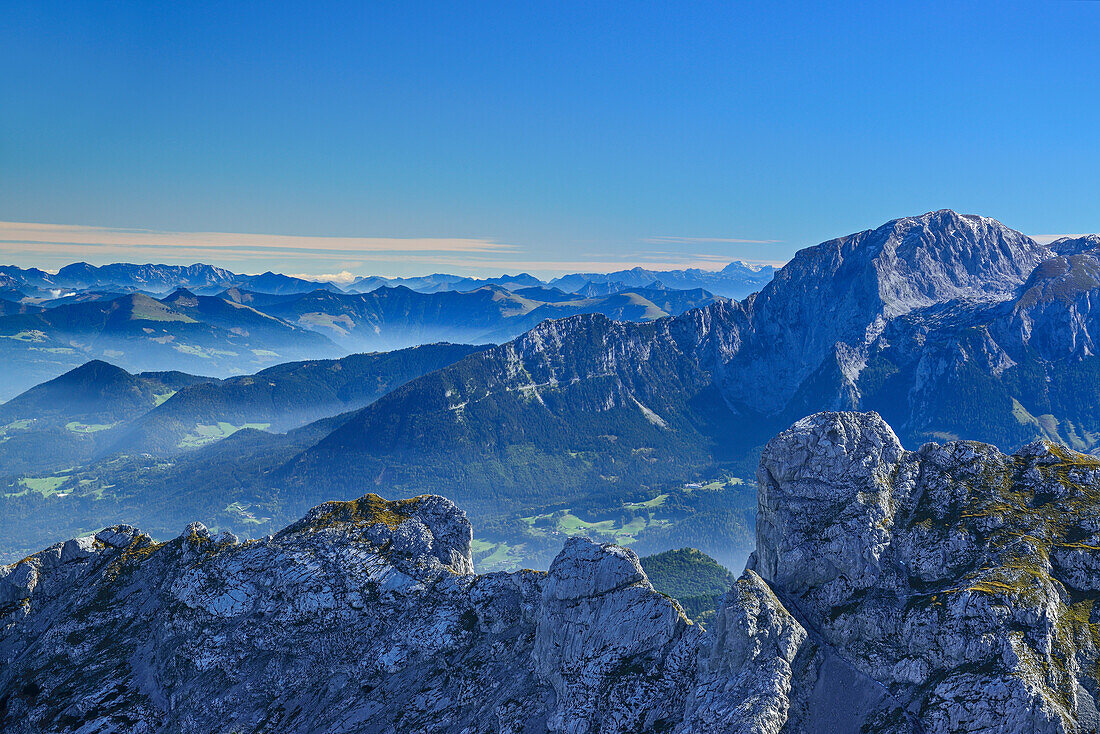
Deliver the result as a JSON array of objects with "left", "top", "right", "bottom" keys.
[
  {"left": 0, "top": 277, "right": 725, "bottom": 400},
  {"left": 4, "top": 411, "right": 1099, "bottom": 732},
  {"left": 0, "top": 259, "right": 774, "bottom": 301},
  {"left": 0, "top": 289, "right": 341, "bottom": 398},
  {"left": 244, "top": 282, "right": 722, "bottom": 353},
  {"left": 278, "top": 211, "right": 1100, "bottom": 505},
  {"left": 0, "top": 344, "right": 484, "bottom": 478},
  {"left": 3, "top": 209, "right": 1098, "bottom": 572},
  {"left": 0, "top": 361, "right": 214, "bottom": 475}
]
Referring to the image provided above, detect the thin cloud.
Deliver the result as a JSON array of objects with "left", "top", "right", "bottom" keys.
[
  {"left": 407, "top": 257, "right": 787, "bottom": 274},
  {"left": 1030, "top": 233, "right": 1096, "bottom": 245},
  {"left": 287, "top": 271, "right": 359, "bottom": 284},
  {"left": 632, "top": 251, "right": 745, "bottom": 262},
  {"left": 0, "top": 220, "right": 789, "bottom": 278},
  {"left": 0, "top": 221, "right": 516, "bottom": 256},
  {"left": 645, "top": 235, "right": 783, "bottom": 245}
]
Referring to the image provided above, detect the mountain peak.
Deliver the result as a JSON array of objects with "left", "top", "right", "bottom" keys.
[
  {"left": 163, "top": 287, "right": 197, "bottom": 300},
  {"left": 886, "top": 207, "right": 1010, "bottom": 235},
  {"left": 870, "top": 210, "right": 1048, "bottom": 309},
  {"left": 773, "top": 209, "right": 1051, "bottom": 318},
  {"left": 0, "top": 359, "right": 139, "bottom": 420},
  {"left": 723, "top": 210, "right": 1054, "bottom": 417},
  {"left": 57, "top": 261, "right": 94, "bottom": 270},
  {"left": 60, "top": 359, "right": 133, "bottom": 383},
  {"left": 281, "top": 493, "right": 474, "bottom": 575}
]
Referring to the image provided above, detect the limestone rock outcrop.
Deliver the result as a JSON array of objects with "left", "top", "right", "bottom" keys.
[
  {"left": 5, "top": 411, "right": 1100, "bottom": 732},
  {"left": 0, "top": 494, "right": 709, "bottom": 733},
  {"left": 753, "top": 411, "right": 1100, "bottom": 733}
]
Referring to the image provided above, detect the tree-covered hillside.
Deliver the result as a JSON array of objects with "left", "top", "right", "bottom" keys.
[{"left": 641, "top": 548, "right": 737, "bottom": 624}]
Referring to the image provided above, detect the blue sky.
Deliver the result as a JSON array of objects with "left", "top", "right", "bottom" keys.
[{"left": 2, "top": 1, "right": 1098, "bottom": 278}]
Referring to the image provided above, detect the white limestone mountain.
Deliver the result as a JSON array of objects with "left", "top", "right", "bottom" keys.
[
  {"left": 3, "top": 411, "right": 1099, "bottom": 732},
  {"left": 745, "top": 411, "right": 1100, "bottom": 732},
  {"left": 281, "top": 210, "right": 1100, "bottom": 510},
  {"left": 722, "top": 209, "right": 1054, "bottom": 416}
]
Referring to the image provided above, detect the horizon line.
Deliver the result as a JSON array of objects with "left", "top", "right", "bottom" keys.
[{"left": 0, "top": 219, "right": 788, "bottom": 279}]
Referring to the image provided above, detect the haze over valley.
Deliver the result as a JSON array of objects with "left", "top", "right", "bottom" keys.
[
  {"left": 3, "top": 210, "right": 1098, "bottom": 578},
  {"left": 5, "top": 2, "right": 1100, "bottom": 731},
  {"left": 0, "top": 261, "right": 767, "bottom": 399}
]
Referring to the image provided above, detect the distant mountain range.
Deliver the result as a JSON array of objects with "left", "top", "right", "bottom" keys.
[
  {"left": 0, "top": 290, "right": 341, "bottom": 399},
  {"left": 0, "top": 258, "right": 762, "bottom": 398},
  {"left": 0, "top": 259, "right": 776, "bottom": 301},
  {"left": 0, "top": 263, "right": 344, "bottom": 299},
  {"left": 344, "top": 261, "right": 776, "bottom": 299},
  {"left": 233, "top": 283, "right": 723, "bottom": 353},
  {"left": 345, "top": 272, "right": 544, "bottom": 294},
  {"left": 0, "top": 279, "right": 724, "bottom": 399},
  {"left": 546, "top": 261, "right": 777, "bottom": 298},
  {"left": 0, "top": 343, "right": 483, "bottom": 477},
  {"left": 2, "top": 210, "right": 1097, "bottom": 572}
]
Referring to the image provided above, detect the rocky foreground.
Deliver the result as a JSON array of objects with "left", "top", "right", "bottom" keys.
[{"left": 4, "top": 412, "right": 1100, "bottom": 732}]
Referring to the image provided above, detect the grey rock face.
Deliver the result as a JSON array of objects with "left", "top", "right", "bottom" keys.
[
  {"left": 5, "top": 413, "right": 1100, "bottom": 732},
  {"left": 721, "top": 210, "right": 1054, "bottom": 416},
  {"left": 681, "top": 570, "right": 806, "bottom": 734},
  {"left": 756, "top": 411, "right": 907, "bottom": 600},
  {"left": 535, "top": 538, "right": 699, "bottom": 734},
  {"left": 1002, "top": 248, "right": 1100, "bottom": 361},
  {"left": 0, "top": 493, "right": 708, "bottom": 733},
  {"left": 754, "top": 411, "right": 1100, "bottom": 733}
]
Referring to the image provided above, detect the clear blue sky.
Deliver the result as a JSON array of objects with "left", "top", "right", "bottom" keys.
[{"left": 2, "top": 1, "right": 1098, "bottom": 278}]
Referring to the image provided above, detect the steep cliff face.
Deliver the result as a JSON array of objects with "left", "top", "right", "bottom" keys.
[
  {"left": 4, "top": 412, "right": 1100, "bottom": 732},
  {"left": 752, "top": 411, "right": 1100, "bottom": 733},
  {"left": 721, "top": 210, "right": 1053, "bottom": 417},
  {"left": 852, "top": 237, "right": 1100, "bottom": 454},
  {"left": 283, "top": 211, "right": 1100, "bottom": 523},
  {"left": 1001, "top": 246, "right": 1100, "bottom": 362}
]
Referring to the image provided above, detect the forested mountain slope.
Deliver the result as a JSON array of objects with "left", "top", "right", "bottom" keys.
[{"left": 4, "top": 210, "right": 1099, "bottom": 573}]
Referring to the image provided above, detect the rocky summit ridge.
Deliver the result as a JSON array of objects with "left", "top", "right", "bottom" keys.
[{"left": 4, "top": 412, "right": 1100, "bottom": 732}]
